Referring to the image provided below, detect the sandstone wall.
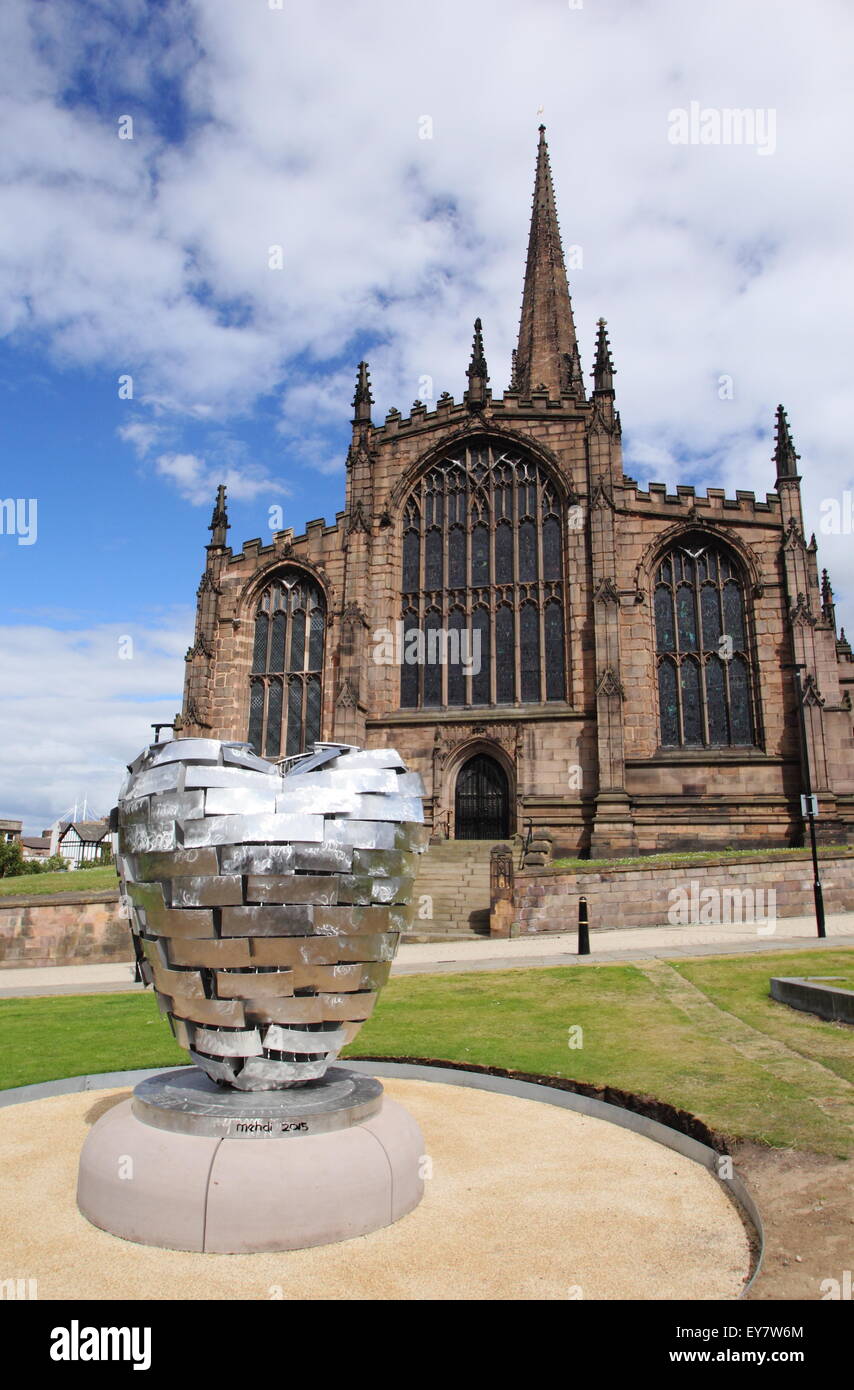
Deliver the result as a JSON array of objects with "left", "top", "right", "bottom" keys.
[
  {"left": 0, "top": 891, "right": 130, "bottom": 969},
  {"left": 515, "top": 851, "right": 854, "bottom": 934}
]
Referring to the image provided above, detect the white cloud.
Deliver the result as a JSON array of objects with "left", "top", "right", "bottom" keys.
[
  {"left": 154, "top": 451, "right": 287, "bottom": 506},
  {"left": 0, "top": 615, "right": 192, "bottom": 833},
  {"left": 118, "top": 419, "right": 164, "bottom": 459}
]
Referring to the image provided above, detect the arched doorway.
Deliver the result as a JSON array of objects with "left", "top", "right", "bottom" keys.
[{"left": 455, "top": 754, "right": 509, "bottom": 840}]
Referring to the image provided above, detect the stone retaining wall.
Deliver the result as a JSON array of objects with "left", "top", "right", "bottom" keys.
[
  {"left": 4, "top": 852, "right": 854, "bottom": 962},
  {"left": 515, "top": 851, "right": 854, "bottom": 934},
  {"left": 0, "top": 891, "right": 130, "bottom": 968}
]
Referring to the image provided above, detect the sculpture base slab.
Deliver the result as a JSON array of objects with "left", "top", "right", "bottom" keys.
[{"left": 77, "top": 1069, "right": 425, "bottom": 1253}]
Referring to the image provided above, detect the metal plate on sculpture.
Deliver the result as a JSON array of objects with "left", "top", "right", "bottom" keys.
[{"left": 131, "top": 1066, "right": 384, "bottom": 1138}]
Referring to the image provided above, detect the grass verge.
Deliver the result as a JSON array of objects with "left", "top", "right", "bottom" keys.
[
  {"left": 550, "top": 845, "right": 852, "bottom": 872},
  {"left": 1, "top": 948, "right": 851, "bottom": 1156},
  {"left": 0, "top": 865, "right": 118, "bottom": 898}
]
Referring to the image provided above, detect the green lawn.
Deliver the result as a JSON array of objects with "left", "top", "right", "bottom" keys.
[
  {"left": 2, "top": 948, "right": 852, "bottom": 1157},
  {"left": 0, "top": 865, "right": 118, "bottom": 897}
]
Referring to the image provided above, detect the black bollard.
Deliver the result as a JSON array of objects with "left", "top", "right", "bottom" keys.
[{"left": 578, "top": 895, "right": 590, "bottom": 956}]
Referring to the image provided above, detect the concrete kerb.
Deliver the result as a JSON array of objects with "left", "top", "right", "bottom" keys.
[
  {"left": 770, "top": 976, "right": 854, "bottom": 1025},
  {"left": 0, "top": 1059, "right": 764, "bottom": 1296}
]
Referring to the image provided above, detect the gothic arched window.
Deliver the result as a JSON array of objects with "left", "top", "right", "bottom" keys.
[
  {"left": 248, "top": 570, "right": 325, "bottom": 758},
  {"left": 654, "top": 539, "right": 755, "bottom": 748},
  {"left": 399, "top": 442, "right": 567, "bottom": 708}
]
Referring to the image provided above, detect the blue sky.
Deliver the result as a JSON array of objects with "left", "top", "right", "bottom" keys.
[
  {"left": 0, "top": 337, "right": 352, "bottom": 627},
  {"left": 2, "top": 0, "right": 853, "bottom": 830}
]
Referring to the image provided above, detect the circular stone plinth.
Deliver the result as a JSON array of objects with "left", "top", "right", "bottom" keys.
[
  {"left": 0, "top": 1078, "right": 752, "bottom": 1297},
  {"left": 78, "top": 1079, "right": 423, "bottom": 1253},
  {"left": 132, "top": 1066, "right": 383, "bottom": 1139}
]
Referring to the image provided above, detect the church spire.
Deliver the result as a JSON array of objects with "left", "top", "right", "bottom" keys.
[
  {"left": 352, "top": 360, "right": 374, "bottom": 424},
  {"left": 514, "top": 125, "right": 584, "bottom": 400},
  {"left": 465, "top": 317, "right": 489, "bottom": 411},
  {"left": 774, "top": 404, "right": 800, "bottom": 481},
  {"left": 208, "top": 484, "right": 229, "bottom": 548},
  {"left": 591, "top": 317, "right": 616, "bottom": 394}
]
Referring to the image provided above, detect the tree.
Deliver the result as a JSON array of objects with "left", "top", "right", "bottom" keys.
[{"left": 0, "top": 840, "right": 25, "bottom": 878}]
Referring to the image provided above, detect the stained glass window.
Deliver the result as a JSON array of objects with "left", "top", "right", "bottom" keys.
[
  {"left": 495, "top": 521, "right": 513, "bottom": 583},
  {"left": 400, "top": 609, "right": 419, "bottom": 708},
  {"left": 544, "top": 602, "right": 566, "bottom": 700},
  {"left": 729, "top": 655, "right": 752, "bottom": 744},
  {"left": 654, "top": 539, "right": 755, "bottom": 747},
  {"left": 449, "top": 527, "right": 466, "bottom": 588},
  {"left": 472, "top": 607, "right": 491, "bottom": 705},
  {"left": 447, "top": 609, "right": 467, "bottom": 706},
  {"left": 542, "top": 514, "right": 561, "bottom": 581},
  {"left": 402, "top": 516, "right": 420, "bottom": 592},
  {"left": 425, "top": 529, "right": 442, "bottom": 589},
  {"left": 305, "top": 674, "right": 322, "bottom": 749},
  {"left": 706, "top": 655, "right": 728, "bottom": 745},
  {"left": 423, "top": 609, "right": 443, "bottom": 707},
  {"left": 519, "top": 519, "right": 537, "bottom": 581},
  {"left": 472, "top": 524, "right": 490, "bottom": 586},
  {"left": 265, "top": 680, "right": 283, "bottom": 758},
  {"left": 658, "top": 659, "right": 679, "bottom": 746},
  {"left": 248, "top": 570, "right": 326, "bottom": 756},
  {"left": 495, "top": 606, "right": 515, "bottom": 703},
  {"left": 520, "top": 603, "right": 540, "bottom": 703},
  {"left": 252, "top": 614, "right": 268, "bottom": 674},
  {"left": 398, "top": 442, "right": 567, "bottom": 708},
  {"left": 680, "top": 659, "right": 702, "bottom": 744}
]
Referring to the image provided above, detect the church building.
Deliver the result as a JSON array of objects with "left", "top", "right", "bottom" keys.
[{"left": 179, "top": 127, "right": 854, "bottom": 857}]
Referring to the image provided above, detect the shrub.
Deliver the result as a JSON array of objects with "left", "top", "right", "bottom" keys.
[{"left": 0, "top": 841, "right": 25, "bottom": 878}]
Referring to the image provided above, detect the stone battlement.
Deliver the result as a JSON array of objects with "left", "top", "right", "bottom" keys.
[{"left": 622, "top": 479, "right": 780, "bottom": 516}]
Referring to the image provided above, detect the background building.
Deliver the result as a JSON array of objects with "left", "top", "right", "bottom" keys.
[
  {"left": 0, "top": 820, "right": 22, "bottom": 845},
  {"left": 57, "top": 821, "right": 111, "bottom": 868},
  {"left": 21, "top": 833, "right": 51, "bottom": 862},
  {"left": 179, "top": 128, "right": 854, "bottom": 858}
]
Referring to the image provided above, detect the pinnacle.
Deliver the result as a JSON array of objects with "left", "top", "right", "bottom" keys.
[
  {"left": 465, "top": 317, "right": 489, "bottom": 411},
  {"left": 773, "top": 403, "right": 800, "bottom": 479},
  {"left": 208, "top": 484, "right": 229, "bottom": 547},
  {"left": 352, "top": 360, "right": 374, "bottom": 424},
  {"left": 592, "top": 317, "right": 616, "bottom": 393}
]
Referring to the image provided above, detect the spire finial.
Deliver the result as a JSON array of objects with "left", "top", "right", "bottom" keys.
[
  {"left": 208, "top": 484, "right": 229, "bottom": 548},
  {"left": 774, "top": 403, "right": 800, "bottom": 480},
  {"left": 514, "top": 127, "right": 583, "bottom": 400},
  {"left": 465, "top": 317, "right": 490, "bottom": 412},
  {"left": 352, "top": 361, "right": 374, "bottom": 424},
  {"left": 591, "top": 317, "right": 616, "bottom": 394}
]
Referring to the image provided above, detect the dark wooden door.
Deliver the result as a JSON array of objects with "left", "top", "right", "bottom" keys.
[{"left": 455, "top": 755, "right": 509, "bottom": 840}]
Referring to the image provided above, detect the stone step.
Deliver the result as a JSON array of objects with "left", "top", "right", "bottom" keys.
[{"left": 410, "top": 841, "right": 497, "bottom": 935}]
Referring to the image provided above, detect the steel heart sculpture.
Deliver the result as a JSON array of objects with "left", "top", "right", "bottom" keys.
[{"left": 113, "top": 739, "right": 426, "bottom": 1091}]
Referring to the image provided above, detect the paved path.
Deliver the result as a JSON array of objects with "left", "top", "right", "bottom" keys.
[
  {"left": 0, "top": 913, "right": 851, "bottom": 998},
  {"left": 634, "top": 959, "right": 854, "bottom": 1131}
]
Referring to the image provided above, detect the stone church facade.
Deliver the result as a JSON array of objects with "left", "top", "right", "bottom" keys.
[{"left": 179, "top": 127, "right": 854, "bottom": 857}]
